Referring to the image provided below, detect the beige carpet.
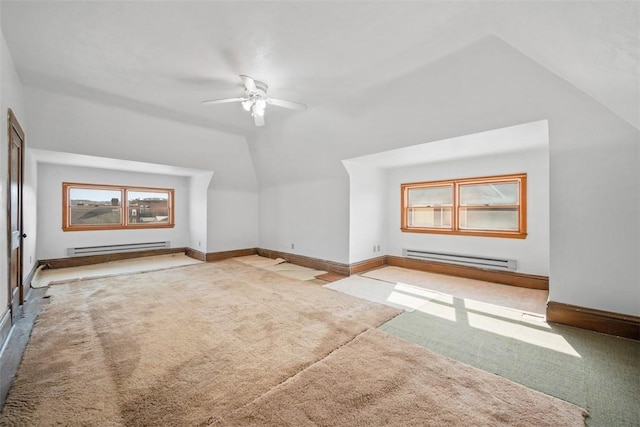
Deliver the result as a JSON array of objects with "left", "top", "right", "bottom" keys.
[
  {"left": 31, "top": 253, "right": 203, "bottom": 288},
  {"left": 220, "top": 329, "right": 586, "bottom": 426},
  {"left": 1, "top": 260, "right": 399, "bottom": 425},
  {"left": 1, "top": 260, "right": 585, "bottom": 425}
]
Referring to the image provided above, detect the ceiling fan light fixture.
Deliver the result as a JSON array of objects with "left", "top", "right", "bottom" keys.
[
  {"left": 201, "top": 75, "right": 307, "bottom": 127},
  {"left": 252, "top": 104, "right": 265, "bottom": 117},
  {"left": 252, "top": 99, "right": 266, "bottom": 117},
  {"left": 241, "top": 100, "right": 253, "bottom": 112}
]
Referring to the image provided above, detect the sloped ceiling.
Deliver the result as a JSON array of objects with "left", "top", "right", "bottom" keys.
[{"left": 2, "top": 1, "right": 637, "bottom": 136}]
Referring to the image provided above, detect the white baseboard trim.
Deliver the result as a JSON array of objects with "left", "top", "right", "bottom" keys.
[{"left": 0, "top": 309, "right": 12, "bottom": 357}]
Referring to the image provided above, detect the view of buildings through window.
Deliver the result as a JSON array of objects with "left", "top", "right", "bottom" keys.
[
  {"left": 401, "top": 174, "right": 526, "bottom": 239},
  {"left": 63, "top": 183, "right": 174, "bottom": 231}
]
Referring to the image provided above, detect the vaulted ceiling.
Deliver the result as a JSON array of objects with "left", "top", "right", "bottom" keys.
[{"left": 2, "top": 1, "right": 638, "bottom": 140}]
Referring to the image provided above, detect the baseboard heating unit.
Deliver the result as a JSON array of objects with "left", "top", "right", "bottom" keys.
[
  {"left": 67, "top": 241, "right": 171, "bottom": 257},
  {"left": 403, "top": 249, "right": 517, "bottom": 271}
]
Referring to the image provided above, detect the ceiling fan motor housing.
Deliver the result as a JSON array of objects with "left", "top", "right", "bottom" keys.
[{"left": 248, "top": 80, "right": 268, "bottom": 98}]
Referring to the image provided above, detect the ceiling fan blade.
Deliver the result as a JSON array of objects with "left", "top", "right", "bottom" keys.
[
  {"left": 266, "top": 98, "right": 307, "bottom": 111},
  {"left": 201, "top": 97, "right": 247, "bottom": 106},
  {"left": 253, "top": 114, "right": 265, "bottom": 127},
  {"left": 239, "top": 75, "right": 257, "bottom": 92}
]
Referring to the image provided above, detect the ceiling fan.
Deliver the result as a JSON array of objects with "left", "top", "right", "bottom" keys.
[{"left": 201, "top": 75, "right": 307, "bottom": 127}]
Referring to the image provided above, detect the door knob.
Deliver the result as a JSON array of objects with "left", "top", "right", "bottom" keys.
[{"left": 21, "top": 233, "right": 27, "bottom": 238}]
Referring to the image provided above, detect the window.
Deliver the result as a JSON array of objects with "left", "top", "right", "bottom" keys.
[
  {"left": 63, "top": 183, "right": 174, "bottom": 231},
  {"left": 401, "top": 174, "right": 526, "bottom": 238}
]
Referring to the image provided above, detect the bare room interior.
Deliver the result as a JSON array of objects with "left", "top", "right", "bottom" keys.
[{"left": 0, "top": 1, "right": 638, "bottom": 426}]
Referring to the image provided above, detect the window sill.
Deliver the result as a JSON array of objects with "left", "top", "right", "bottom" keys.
[
  {"left": 400, "top": 227, "right": 527, "bottom": 239},
  {"left": 62, "top": 224, "right": 175, "bottom": 232}
]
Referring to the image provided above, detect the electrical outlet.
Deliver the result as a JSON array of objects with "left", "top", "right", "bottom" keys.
[
  {"left": 198, "top": 241, "right": 201, "bottom": 247},
  {"left": 291, "top": 243, "right": 295, "bottom": 250},
  {"left": 373, "top": 245, "right": 376, "bottom": 252},
  {"left": 376, "top": 245, "right": 381, "bottom": 252}
]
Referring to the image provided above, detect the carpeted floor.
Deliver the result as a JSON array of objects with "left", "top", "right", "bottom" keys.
[
  {"left": 31, "top": 253, "right": 203, "bottom": 288},
  {"left": 220, "top": 329, "right": 585, "bottom": 426},
  {"left": 381, "top": 312, "right": 640, "bottom": 427},
  {"left": 326, "top": 266, "right": 639, "bottom": 427},
  {"left": 0, "top": 260, "right": 586, "bottom": 426},
  {"left": 361, "top": 266, "right": 548, "bottom": 314},
  {"left": 234, "top": 254, "right": 327, "bottom": 281}
]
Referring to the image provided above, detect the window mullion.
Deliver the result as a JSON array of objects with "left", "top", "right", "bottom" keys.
[
  {"left": 453, "top": 182, "right": 459, "bottom": 232},
  {"left": 122, "top": 188, "right": 127, "bottom": 226},
  {"left": 64, "top": 184, "right": 70, "bottom": 229}
]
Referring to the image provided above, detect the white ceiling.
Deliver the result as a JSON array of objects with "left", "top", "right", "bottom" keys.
[
  {"left": 30, "top": 148, "right": 211, "bottom": 177},
  {"left": 344, "top": 120, "right": 549, "bottom": 169},
  {"left": 2, "top": 1, "right": 638, "bottom": 138}
]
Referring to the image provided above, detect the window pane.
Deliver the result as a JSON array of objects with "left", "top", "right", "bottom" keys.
[
  {"left": 69, "top": 188, "right": 122, "bottom": 226},
  {"left": 459, "top": 182, "right": 519, "bottom": 206},
  {"left": 408, "top": 186, "right": 453, "bottom": 207},
  {"left": 459, "top": 207, "right": 518, "bottom": 231},
  {"left": 128, "top": 191, "right": 170, "bottom": 224},
  {"left": 407, "top": 207, "right": 452, "bottom": 228}
]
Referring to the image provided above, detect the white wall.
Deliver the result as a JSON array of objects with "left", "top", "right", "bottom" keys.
[
  {"left": 547, "top": 113, "right": 639, "bottom": 315},
  {"left": 207, "top": 187, "right": 259, "bottom": 252},
  {"left": 386, "top": 147, "right": 549, "bottom": 276},
  {"left": 343, "top": 162, "right": 387, "bottom": 263},
  {"left": 22, "top": 149, "right": 37, "bottom": 277},
  {"left": 188, "top": 172, "right": 213, "bottom": 253},
  {"left": 4, "top": 32, "right": 637, "bottom": 317},
  {"left": 259, "top": 177, "right": 350, "bottom": 262},
  {"left": 36, "top": 163, "right": 189, "bottom": 260},
  {"left": 0, "top": 25, "right": 29, "bottom": 325},
  {"left": 23, "top": 87, "right": 257, "bottom": 190},
  {"left": 344, "top": 120, "right": 549, "bottom": 269},
  {"left": 250, "top": 36, "right": 638, "bottom": 316},
  {"left": 23, "top": 86, "right": 259, "bottom": 256}
]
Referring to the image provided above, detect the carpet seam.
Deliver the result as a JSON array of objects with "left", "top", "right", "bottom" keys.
[
  {"left": 86, "top": 298, "right": 129, "bottom": 425},
  {"left": 221, "top": 325, "right": 385, "bottom": 421}
]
